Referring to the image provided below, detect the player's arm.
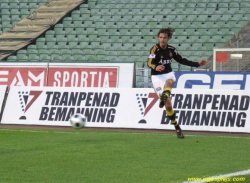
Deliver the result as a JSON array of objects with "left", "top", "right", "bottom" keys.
[
  {"left": 147, "top": 53, "right": 157, "bottom": 70},
  {"left": 172, "top": 48, "right": 200, "bottom": 67}
]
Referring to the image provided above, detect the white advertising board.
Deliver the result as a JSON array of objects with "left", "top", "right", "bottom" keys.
[{"left": 2, "top": 86, "right": 250, "bottom": 133}]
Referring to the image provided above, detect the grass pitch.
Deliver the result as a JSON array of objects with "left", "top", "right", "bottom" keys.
[{"left": 0, "top": 128, "right": 249, "bottom": 183}]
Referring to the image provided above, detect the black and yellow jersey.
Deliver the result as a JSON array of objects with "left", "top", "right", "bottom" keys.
[{"left": 147, "top": 43, "right": 200, "bottom": 75}]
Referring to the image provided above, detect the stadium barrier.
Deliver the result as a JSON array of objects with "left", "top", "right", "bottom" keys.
[
  {"left": 1, "top": 86, "right": 250, "bottom": 133},
  {"left": 0, "top": 62, "right": 135, "bottom": 88}
]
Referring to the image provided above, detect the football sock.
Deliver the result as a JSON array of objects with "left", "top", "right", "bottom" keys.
[
  {"left": 163, "top": 87, "right": 172, "bottom": 98},
  {"left": 166, "top": 109, "right": 180, "bottom": 130}
]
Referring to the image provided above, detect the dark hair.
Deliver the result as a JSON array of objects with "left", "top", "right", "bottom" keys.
[{"left": 157, "top": 27, "right": 175, "bottom": 38}]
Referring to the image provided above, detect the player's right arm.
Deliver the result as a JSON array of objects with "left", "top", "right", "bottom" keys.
[{"left": 147, "top": 45, "right": 158, "bottom": 70}]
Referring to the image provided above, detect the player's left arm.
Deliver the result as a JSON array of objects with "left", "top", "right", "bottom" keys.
[{"left": 172, "top": 48, "right": 200, "bottom": 67}]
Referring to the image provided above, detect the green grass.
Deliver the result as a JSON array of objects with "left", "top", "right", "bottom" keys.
[{"left": 0, "top": 128, "right": 249, "bottom": 183}]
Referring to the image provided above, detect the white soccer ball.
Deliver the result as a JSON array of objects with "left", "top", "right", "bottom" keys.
[{"left": 70, "top": 113, "right": 87, "bottom": 129}]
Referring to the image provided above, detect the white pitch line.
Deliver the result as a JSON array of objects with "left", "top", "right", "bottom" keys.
[
  {"left": 184, "top": 134, "right": 249, "bottom": 139},
  {"left": 182, "top": 169, "right": 250, "bottom": 183}
]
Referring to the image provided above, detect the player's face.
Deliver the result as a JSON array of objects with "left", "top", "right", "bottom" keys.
[{"left": 158, "top": 33, "right": 170, "bottom": 48}]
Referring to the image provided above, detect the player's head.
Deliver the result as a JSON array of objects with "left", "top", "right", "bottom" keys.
[
  {"left": 158, "top": 27, "right": 175, "bottom": 38},
  {"left": 158, "top": 27, "right": 175, "bottom": 47}
]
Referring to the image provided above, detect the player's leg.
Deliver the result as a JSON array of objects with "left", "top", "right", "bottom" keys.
[
  {"left": 163, "top": 79, "right": 184, "bottom": 138},
  {"left": 165, "top": 97, "right": 184, "bottom": 138},
  {"left": 151, "top": 75, "right": 166, "bottom": 108}
]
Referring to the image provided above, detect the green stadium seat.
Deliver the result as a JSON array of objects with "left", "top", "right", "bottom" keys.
[
  {"left": 136, "top": 17, "right": 148, "bottom": 27},
  {"left": 46, "top": 37, "right": 57, "bottom": 47},
  {"left": 223, "top": 31, "right": 235, "bottom": 41},
  {"left": 103, "top": 12, "right": 112, "bottom": 21},
  {"left": 28, "top": 55, "right": 40, "bottom": 62},
  {"left": 117, "top": 51, "right": 129, "bottom": 60},
  {"left": 218, "top": 3, "right": 229, "bottom": 12},
  {"left": 206, "top": 3, "right": 217, "bottom": 12},
  {"left": 147, "top": 18, "right": 158, "bottom": 27},
  {"left": 106, "top": 51, "right": 117, "bottom": 60},
  {"left": 68, "top": 37, "right": 79, "bottom": 48},
  {"left": 90, "top": 37, "right": 101, "bottom": 47},
  {"left": 241, "top": 3, "right": 250, "bottom": 13},
  {"left": 38, "top": 49, "right": 49, "bottom": 55},
  {"left": 73, "top": 16, "right": 84, "bottom": 26},
  {"left": 7, "top": 56, "right": 17, "bottom": 62},
  {"left": 130, "top": 25, "right": 140, "bottom": 34},
  {"left": 63, "top": 17, "right": 73, "bottom": 26},
  {"left": 101, "top": 38, "right": 112, "bottom": 48},
  {"left": 112, "top": 39, "right": 123, "bottom": 47},
  {"left": 27, "top": 45, "right": 37, "bottom": 51},
  {"left": 123, "top": 39, "right": 134, "bottom": 48},
  {"left": 106, "top": 18, "right": 116, "bottom": 26},
  {"left": 96, "top": 25, "right": 107, "bottom": 34},
  {"left": 17, "top": 55, "right": 28, "bottom": 62},
  {"left": 86, "top": 55, "right": 98, "bottom": 62},
  {"left": 106, "top": 25, "right": 118, "bottom": 34},
  {"left": 80, "top": 9, "right": 91, "bottom": 16},
  {"left": 131, "top": 32, "right": 142, "bottom": 41},
  {"left": 112, "top": 12, "right": 122, "bottom": 20},
  {"left": 1, "top": 3, "right": 9, "bottom": 9},
  {"left": 144, "top": 11, "right": 154, "bottom": 19},
  {"left": 71, "top": 10, "right": 81, "bottom": 19},
  {"left": 126, "top": 18, "right": 138, "bottom": 27},
  {"left": 45, "top": 30, "right": 55, "bottom": 40},
  {"left": 109, "top": 4, "right": 120, "bottom": 14},
  {"left": 203, "top": 38, "right": 215, "bottom": 50},
  {"left": 229, "top": 3, "right": 240, "bottom": 12},
  {"left": 214, "top": 38, "right": 227, "bottom": 48},
  {"left": 71, "top": 49, "right": 82, "bottom": 57},
  {"left": 151, "top": 24, "right": 162, "bottom": 35},
  {"left": 135, "top": 39, "right": 145, "bottom": 48},
  {"left": 27, "top": 49, "right": 38, "bottom": 56},
  {"left": 140, "top": 25, "right": 151, "bottom": 35},
  {"left": 93, "top": 17, "right": 104, "bottom": 27},
  {"left": 143, "top": 32, "right": 154, "bottom": 41},
  {"left": 120, "top": 31, "right": 131, "bottom": 42},
  {"left": 237, "top": 17, "right": 249, "bottom": 27},
  {"left": 95, "top": 50, "right": 106, "bottom": 58},
  {"left": 109, "top": 32, "right": 120, "bottom": 41},
  {"left": 51, "top": 55, "right": 63, "bottom": 62},
  {"left": 37, "top": 55, "right": 49, "bottom": 63},
  {"left": 62, "top": 55, "right": 75, "bottom": 62}
]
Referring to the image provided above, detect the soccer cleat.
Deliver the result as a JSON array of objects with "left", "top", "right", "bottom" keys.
[
  {"left": 159, "top": 91, "right": 169, "bottom": 108},
  {"left": 176, "top": 128, "right": 184, "bottom": 139},
  {"left": 159, "top": 94, "right": 165, "bottom": 108}
]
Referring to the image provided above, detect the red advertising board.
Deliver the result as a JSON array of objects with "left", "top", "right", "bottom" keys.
[{"left": 0, "top": 67, "right": 47, "bottom": 86}]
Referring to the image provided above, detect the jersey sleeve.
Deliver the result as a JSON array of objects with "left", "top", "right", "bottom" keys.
[
  {"left": 147, "top": 46, "right": 158, "bottom": 70},
  {"left": 172, "top": 48, "right": 200, "bottom": 67}
]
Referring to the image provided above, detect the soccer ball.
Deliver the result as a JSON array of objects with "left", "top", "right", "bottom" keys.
[{"left": 70, "top": 113, "right": 87, "bottom": 129}]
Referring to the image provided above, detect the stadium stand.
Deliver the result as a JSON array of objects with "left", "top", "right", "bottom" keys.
[{"left": 0, "top": 0, "right": 250, "bottom": 87}]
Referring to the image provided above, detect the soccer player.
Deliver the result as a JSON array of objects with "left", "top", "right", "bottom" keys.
[{"left": 147, "top": 27, "right": 207, "bottom": 138}]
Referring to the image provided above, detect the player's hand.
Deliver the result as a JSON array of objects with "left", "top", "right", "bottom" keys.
[
  {"left": 199, "top": 59, "right": 207, "bottom": 66},
  {"left": 156, "top": 65, "right": 165, "bottom": 72}
]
